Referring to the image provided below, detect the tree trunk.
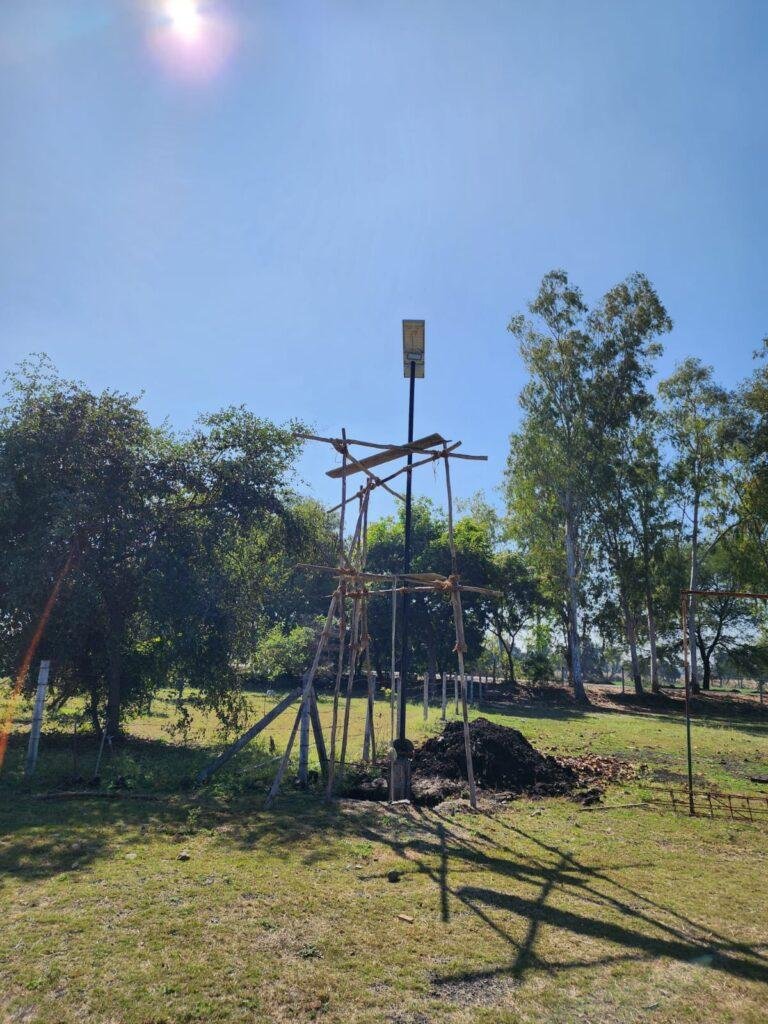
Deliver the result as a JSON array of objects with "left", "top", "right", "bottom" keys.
[
  {"left": 688, "top": 493, "right": 700, "bottom": 693},
  {"left": 696, "top": 631, "right": 712, "bottom": 691},
  {"left": 500, "top": 637, "right": 517, "bottom": 689},
  {"left": 622, "top": 596, "right": 643, "bottom": 696},
  {"left": 564, "top": 504, "right": 588, "bottom": 703},
  {"left": 642, "top": 538, "right": 660, "bottom": 693}
]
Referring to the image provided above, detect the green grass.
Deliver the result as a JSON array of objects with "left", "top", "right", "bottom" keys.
[{"left": 1, "top": 684, "right": 767, "bottom": 1023}]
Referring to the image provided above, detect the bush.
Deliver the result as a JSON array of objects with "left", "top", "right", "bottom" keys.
[{"left": 250, "top": 625, "right": 314, "bottom": 683}]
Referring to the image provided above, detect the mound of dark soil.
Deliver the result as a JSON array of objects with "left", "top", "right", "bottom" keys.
[
  {"left": 411, "top": 718, "right": 577, "bottom": 800},
  {"left": 340, "top": 718, "right": 581, "bottom": 807}
]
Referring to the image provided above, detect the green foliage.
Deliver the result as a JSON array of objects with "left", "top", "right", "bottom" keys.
[
  {"left": 250, "top": 624, "right": 315, "bottom": 683},
  {"left": 0, "top": 356, "right": 307, "bottom": 733}
]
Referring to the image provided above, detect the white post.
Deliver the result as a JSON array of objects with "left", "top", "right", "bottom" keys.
[
  {"left": 470, "top": 675, "right": 475, "bottom": 704},
  {"left": 441, "top": 672, "right": 447, "bottom": 720},
  {"left": 423, "top": 674, "right": 429, "bottom": 721},
  {"left": 298, "top": 677, "right": 310, "bottom": 785},
  {"left": 25, "top": 660, "right": 51, "bottom": 778},
  {"left": 478, "top": 675, "right": 483, "bottom": 705},
  {"left": 454, "top": 674, "right": 459, "bottom": 713}
]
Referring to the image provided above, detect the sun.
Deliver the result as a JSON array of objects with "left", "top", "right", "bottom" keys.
[{"left": 166, "top": 0, "right": 203, "bottom": 42}]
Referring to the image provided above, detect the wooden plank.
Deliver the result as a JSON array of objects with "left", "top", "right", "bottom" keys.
[
  {"left": 326, "top": 433, "right": 446, "bottom": 479},
  {"left": 195, "top": 688, "right": 302, "bottom": 784}
]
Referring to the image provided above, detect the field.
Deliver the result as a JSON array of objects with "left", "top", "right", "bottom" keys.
[{"left": 1, "top": 683, "right": 767, "bottom": 1024}]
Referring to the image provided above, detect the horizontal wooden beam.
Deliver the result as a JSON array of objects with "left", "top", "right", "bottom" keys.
[{"left": 326, "top": 433, "right": 446, "bottom": 479}]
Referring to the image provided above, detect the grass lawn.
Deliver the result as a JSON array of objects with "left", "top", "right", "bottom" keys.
[{"left": 1, "top": 683, "right": 767, "bottom": 1023}]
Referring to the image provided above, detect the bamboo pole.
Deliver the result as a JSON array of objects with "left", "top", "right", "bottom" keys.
[
  {"left": 265, "top": 705, "right": 302, "bottom": 806},
  {"left": 443, "top": 446, "right": 477, "bottom": 809},
  {"left": 263, "top": 590, "right": 339, "bottom": 805},
  {"left": 361, "top": 597, "right": 377, "bottom": 762},
  {"left": 339, "top": 592, "right": 363, "bottom": 773},
  {"left": 325, "top": 586, "right": 348, "bottom": 800},
  {"left": 326, "top": 442, "right": 464, "bottom": 513},
  {"left": 331, "top": 441, "right": 405, "bottom": 503},
  {"left": 25, "top": 661, "right": 51, "bottom": 778},
  {"left": 309, "top": 688, "right": 329, "bottom": 778}
]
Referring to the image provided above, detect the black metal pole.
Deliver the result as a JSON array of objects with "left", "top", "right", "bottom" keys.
[{"left": 398, "top": 360, "right": 416, "bottom": 743}]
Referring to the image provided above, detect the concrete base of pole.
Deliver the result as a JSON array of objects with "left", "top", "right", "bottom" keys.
[{"left": 390, "top": 739, "right": 414, "bottom": 801}]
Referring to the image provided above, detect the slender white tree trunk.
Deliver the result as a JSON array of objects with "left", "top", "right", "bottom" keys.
[
  {"left": 641, "top": 535, "right": 660, "bottom": 692},
  {"left": 564, "top": 501, "right": 587, "bottom": 702}
]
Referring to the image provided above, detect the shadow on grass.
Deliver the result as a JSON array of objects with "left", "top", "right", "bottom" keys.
[
  {"left": 2, "top": 765, "right": 767, "bottom": 992},
  {"left": 197, "top": 791, "right": 768, "bottom": 989}
]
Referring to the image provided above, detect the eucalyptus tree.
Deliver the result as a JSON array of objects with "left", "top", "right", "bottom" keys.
[
  {"left": 658, "top": 359, "right": 731, "bottom": 692},
  {"left": 728, "top": 339, "right": 768, "bottom": 587},
  {"left": 506, "top": 271, "right": 593, "bottom": 702},
  {"left": 506, "top": 270, "right": 670, "bottom": 702},
  {"left": 693, "top": 545, "right": 764, "bottom": 689},
  {"left": 487, "top": 550, "right": 544, "bottom": 687},
  {"left": 586, "top": 274, "right": 672, "bottom": 694}
]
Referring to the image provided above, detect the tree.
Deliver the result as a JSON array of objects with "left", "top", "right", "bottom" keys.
[
  {"left": 365, "top": 500, "right": 492, "bottom": 686},
  {"left": 506, "top": 271, "right": 593, "bottom": 702},
  {"left": 659, "top": 359, "right": 731, "bottom": 692},
  {"left": 728, "top": 339, "right": 768, "bottom": 588},
  {"left": 0, "top": 357, "right": 304, "bottom": 734},
  {"left": 506, "top": 270, "right": 670, "bottom": 702},
  {"left": 487, "top": 550, "right": 544, "bottom": 687}
]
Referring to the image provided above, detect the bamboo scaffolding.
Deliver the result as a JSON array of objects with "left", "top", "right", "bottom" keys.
[
  {"left": 263, "top": 590, "right": 340, "bottom": 807},
  {"left": 326, "top": 441, "right": 486, "bottom": 514},
  {"left": 261, "top": 426, "right": 493, "bottom": 808}
]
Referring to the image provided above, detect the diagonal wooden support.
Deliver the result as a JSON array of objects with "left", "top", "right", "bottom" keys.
[
  {"left": 196, "top": 687, "right": 302, "bottom": 785},
  {"left": 264, "top": 590, "right": 339, "bottom": 807}
]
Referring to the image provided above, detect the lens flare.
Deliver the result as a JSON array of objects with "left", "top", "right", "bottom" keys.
[
  {"left": 167, "top": 0, "right": 202, "bottom": 41},
  {"left": 149, "top": 1, "right": 236, "bottom": 83},
  {"left": 0, "top": 546, "right": 78, "bottom": 773}
]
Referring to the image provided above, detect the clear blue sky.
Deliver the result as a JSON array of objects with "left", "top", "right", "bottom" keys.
[{"left": 1, "top": 1, "right": 766, "bottom": 514}]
